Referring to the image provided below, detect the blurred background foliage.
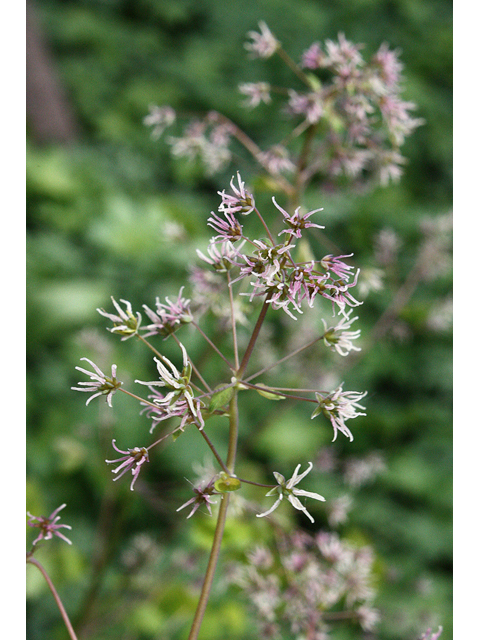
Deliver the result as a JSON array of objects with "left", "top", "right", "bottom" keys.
[{"left": 26, "top": 0, "right": 452, "bottom": 638}]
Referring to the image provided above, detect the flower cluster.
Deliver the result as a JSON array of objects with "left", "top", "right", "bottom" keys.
[
  {"left": 228, "top": 530, "right": 379, "bottom": 638},
  {"left": 72, "top": 170, "right": 367, "bottom": 499},
  {"left": 165, "top": 112, "right": 234, "bottom": 174},
  {"left": 145, "top": 24, "right": 422, "bottom": 190},
  {"left": 200, "top": 179, "right": 363, "bottom": 320}
]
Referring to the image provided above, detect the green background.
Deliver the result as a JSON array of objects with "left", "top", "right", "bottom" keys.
[{"left": 26, "top": 1, "right": 452, "bottom": 638}]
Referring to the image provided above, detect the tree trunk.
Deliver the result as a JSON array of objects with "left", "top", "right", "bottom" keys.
[{"left": 26, "top": 0, "right": 79, "bottom": 144}]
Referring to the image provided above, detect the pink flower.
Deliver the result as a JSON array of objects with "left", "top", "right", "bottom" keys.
[
  {"left": 419, "top": 627, "right": 443, "bottom": 640},
  {"left": 371, "top": 43, "right": 403, "bottom": 89},
  {"left": 258, "top": 145, "right": 295, "bottom": 175},
  {"left": 135, "top": 342, "right": 203, "bottom": 428},
  {"left": 176, "top": 479, "right": 218, "bottom": 519},
  {"left": 72, "top": 358, "right": 122, "bottom": 407},
  {"left": 105, "top": 440, "right": 150, "bottom": 491},
  {"left": 140, "top": 388, "right": 205, "bottom": 433},
  {"left": 245, "top": 21, "right": 279, "bottom": 59},
  {"left": 287, "top": 90, "right": 324, "bottom": 124},
  {"left": 301, "top": 42, "right": 325, "bottom": 69},
  {"left": 274, "top": 197, "right": 325, "bottom": 239},
  {"left": 320, "top": 269, "right": 363, "bottom": 315},
  {"left": 239, "top": 82, "right": 272, "bottom": 107},
  {"left": 320, "top": 254, "right": 355, "bottom": 281},
  {"left": 142, "top": 287, "right": 193, "bottom": 338},
  {"left": 197, "top": 239, "right": 244, "bottom": 273},
  {"left": 143, "top": 105, "right": 176, "bottom": 139},
  {"left": 27, "top": 504, "right": 72, "bottom": 546},
  {"left": 324, "top": 33, "right": 364, "bottom": 78},
  {"left": 217, "top": 172, "right": 255, "bottom": 216},
  {"left": 207, "top": 210, "right": 243, "bottom": 243}
]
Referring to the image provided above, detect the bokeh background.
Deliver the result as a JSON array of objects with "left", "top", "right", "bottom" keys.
[{"left": 26, "top": 1, "right": 452, "bottom": 639}]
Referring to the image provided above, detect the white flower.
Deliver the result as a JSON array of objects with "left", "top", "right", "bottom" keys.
[
  {"left": 257, "top": 462, "right": 325, "bottom": 523},
  {"left": 197, "top": 238, "right": 244, "bottom": 272},
  {"left": 72, "top": 358, "right": 122, "bottom": 407},
  {"left": 97, "top": 297, "right": 142, "bottom": 340},
  {"left": 245, "top": 21, "right": 279, "bottom": 59},
  {"left": 321, "top": 310, "right": 361, "bottom": 356},
  {"left": 135, "top": 343, "right": 201, "bottom": 425},
  {"left": 312, "top": 385, "right": 367, "bottom": 441}
]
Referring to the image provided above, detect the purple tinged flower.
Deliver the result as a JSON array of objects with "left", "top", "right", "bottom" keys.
[
  {"left": 324, "top": 33, "right": 364, "bottom": 77},
  {"left": 371, "top": 43, "right": 403, "bottom": 89},
  {"left": 167, "top": 117, "right": 232, "bottom": 175},
  {"left": 320, "top": 268, "right": 363, "bottom": 315},
  {"left": 287, "top": 89, "right": 324, "bottom": 124},
  {"left": 105, "top": 440, "right": 149, "bottom": 491},
  {"left": 239, "top": 82, "right": 272, "bottom": 107},
  {"left": 356, "top": 604, "right": 381, "bottom": 631},
  {"left": 97, "top": 297, "right": 142, "bottom": 340},
  {"left": 320, "top": 254, "right": 355, "bottom": 281},
  {"left": 343, "top": 452, "right": 386, "bottom": 488},
  {"left": 27, "top": 504, "right": 72, "bottom": 546},
  {"left": 142, "top": 287, "right": 193, "bottom": 338},
  {"left": 207, "top": 209, "right": 243, "bottom": 243},
  {"left": 419, "top": 627, "right": 443, "bottom": 640},
  {"left": 143, "top": 105, "right": 176, "bottom": 139},
  {"left": 176, "top": 478, "right": 218, "bottom": 519},
  {"left": 72, "top": 358, "right": 122, "bottom": 407},
  {"left": 218, "top": 172, "right": 256, "bottom": 216},
  {"left": 140, "top": 387, "right": 205, "bottom": 433},
  {"left": 321, "top": 310, "right": 361, "bottom": 356},
  {"left": 273, "top": 197, "right": 325, "bottom": 239},
  {"left": 257, "top": 462, "right": 325, "bottom": 523},
  {"left": 301, "top": 42, "right": 325, "bottom": 69},
  {"left": 376, "top": 149, "right": 407, "bottom": 186},
  {"left": 135, "top": 342, "right": 202, "bottom": 427},
  {"left": 312, "top": 385, "right": 367, "bottom": 441},
  {"left": 258, "top": 145, "right": 295, "bottom": 175},
  {"left": 197, "top": 239, "right": 244, "bottom": 273},
  {"left": 245, "top": 21, "right": 279, "bottom": 59},
  {"left": 378, "top": 95, "right": 424, "bottom": 146}
]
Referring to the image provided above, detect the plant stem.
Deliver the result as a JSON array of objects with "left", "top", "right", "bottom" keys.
[
  {"left": 197, "top": 427, "right": 230, "bottom": 475},
  {"left": 186, "top": 493, "right": 230, "bottom": 640},
  {"left": 227, "top": 271, "right": 240, "bottom": 370},
  {"left": 236, "top": 299, "right": 270, "bottom": 379},
  {"left": 26, "top": 555, "right": 78, "bottom": 640},
  {"left": 187, "top": 391, "right": 239, "bottom": 640}
]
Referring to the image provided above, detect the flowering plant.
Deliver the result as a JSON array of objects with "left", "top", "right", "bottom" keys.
[{"left": 27, "top": 20, "right": 448, "bottom": 640}]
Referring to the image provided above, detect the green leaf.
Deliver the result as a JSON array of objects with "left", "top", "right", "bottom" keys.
[
  {"left": 254, "top": 383, "right": 286, "bottom": 401},
  {"left": 209, "top": 385, "right": 235, "bottom": 412}
]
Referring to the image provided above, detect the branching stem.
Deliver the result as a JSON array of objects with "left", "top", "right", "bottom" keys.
[{"left": 26, "top": 555, "right": 78, "bottom": 640}]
